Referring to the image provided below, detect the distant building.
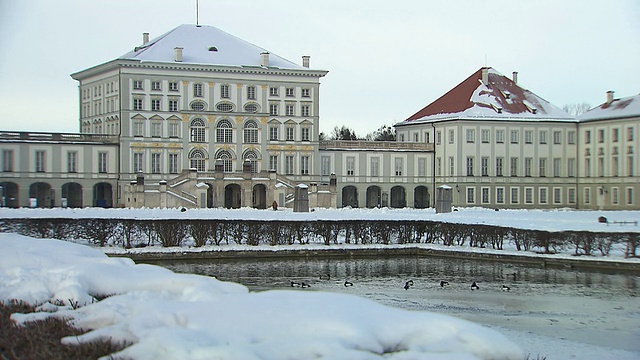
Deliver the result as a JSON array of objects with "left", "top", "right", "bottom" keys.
[{"left": 0, "top": 25, "right": 638, "bottom": 210}]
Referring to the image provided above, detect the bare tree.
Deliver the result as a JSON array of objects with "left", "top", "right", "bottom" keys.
[{"left": 563, "top": 103, "right": 591, "bottom": 116}]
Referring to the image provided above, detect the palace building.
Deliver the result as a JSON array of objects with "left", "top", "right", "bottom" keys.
[{"left": 1, "top": 24, "right": 638, "bottom": 210}]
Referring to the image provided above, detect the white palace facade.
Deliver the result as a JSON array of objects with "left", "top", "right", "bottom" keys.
[{"left": 1, "top": 24, "right": 638, "bottom": 210}]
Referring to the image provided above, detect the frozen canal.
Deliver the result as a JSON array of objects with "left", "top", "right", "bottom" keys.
[{"left": 160, "top": 256, "right": 640, "bottom": 358}]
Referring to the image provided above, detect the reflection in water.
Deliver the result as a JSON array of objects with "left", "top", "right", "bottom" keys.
[{"left": 158, "top": 256, "right": 639, "bottom": 299}]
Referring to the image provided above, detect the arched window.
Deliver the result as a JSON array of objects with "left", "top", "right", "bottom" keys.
[
  {"left": 216, "top": 119, "right": 233, "bottom": 143},
  {"left": 190, "top": 118, "right": 206, "bottom": 142},
  {"left": 189, "top": 149, "right": 207, "bottom": 172},
  {"left": 243, "top": 150, "right": 258, "bottom": 173},
  {"left": 243, "top": 120, "right": 258, "bottom": 143},
  {"left": 216, "top": 150, "right": 233, "bottom": 172}
]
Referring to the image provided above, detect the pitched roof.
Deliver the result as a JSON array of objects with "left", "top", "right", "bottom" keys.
[
  {"left": 578, "top": 93, "right": 640, "bottom": 122},
  {"left": 399, "top": 67, "right": 573, "bottom": 125},
  {"left": 119, "top": 24, "right": 306, "bottom": 70}
]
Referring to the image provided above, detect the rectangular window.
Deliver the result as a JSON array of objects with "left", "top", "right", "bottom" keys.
[
  {"left": 300, "top": 156, "right": 309, "bottom": 175},
  {"left": 510, "top": 130, "right": 519, "bottom": 144},
  {"left": 466, "top": 157, "right": 474, "bottom": 176},
  {"left": 496, "top": 188, "right": 505, "bottom": 204},
  {"left": 568, "top": 131, "right": 576, "bottom": 144},
  {"left": 612, "top": 187, "right": 619, "bottom": 205},
  {"left": 192, "top": 127, "right": 206, "bottom": 143},
  {"left": 151, "top": 122, "right": 162, "bottom": 137},
  {"left": 243, "top": 126, "right": 258, "bottom": 144},
  {"left": 286, "top": 127, "right": 294, "bottom": 141},
  {"left": 553, "top": 158, "right": 561, "bottom": 177},
  {"left": 269, "top": 126, "right": 279, "bottom": 141},
  {"left": 627, "top": 127, "right": 635, "bottom": 141},
  {"left": 613, "top": 156, "right": 619, "bottom": 177},
  {"left": 525, "top": 187, "right": 533, "bottom": 204},
  {"left": 628, "top": 156, "right": 634, "bottom": 176},
  {"left": 466, "top": 129, "right": 475, "bottom": 143},
  {"left": 286, "top": 87, "right": 295, "bottom": 97},
  {"left": 613, "top": 128, "right": 619, "bottom": 142},
  {"left": 585, "top": 158, "right": 591, "bottom": 177},
  {"left": 568, "top": 158, "right": 575, "bottom": 177},
  {"left": 481, "top": 129, "right": 490, "bottom": 143},
  {"left": 568, "top": 188, "right": 576, "bottom": 204},
  {"left": 539, "top": 158, "right": 547, "bottom": 177},
  {"left": 496, "top": 130, "right": 504, "bottom": 143},
  {"left": 449, "top": 156, "right": 454, "bottom": 176},
  {"left": 627, "top": 188, "right": 634, "bottom": 205},
  {"left": 448, "top": 129, "right": 454, "bottom": 144},
  {"left": 413, "top": 133, "right": 419, "bottom": 142},
  {"left": 67, "top": 151, "right": 77, "bottom": 173},
  {"left": 191, "top": 158, "right": 205, "bottom": 172},
  {"left": 584, "top": 188, "right": 591, "bottom": 204},
  {"left": 133, "top": 80, "right": 143, "bottom": 90},
  {"left": 481, "top": 157, "right": 489, "bottom": 176},
  {"left": 553, "top": 188, "right": 562, "bottom": 204},
  {"left": 346, "top": 156, "right": 355, "bottom": 176},
  {"left": 481, "top": 187, "right": 490, "bottom": 204},
  {"left": 418, "top": 158, "right": 426, "bottom": 177},
  {"left": 269, "top": 104, "right": 279, "bottom": 116},
  {"left": 169, "top": 99, "right": 178, "bottom": 112},
  {"left": 436, "top": 131, "right": 442, "bottom": 145},
  {"left": 525, "top": 130, "right": 533, "bottom": 144},
  {"left": 270, "top": 155, "right": 279, "bottom": 172},
  {"left": 133, "top": 121, "right": 144, "bottom": 137},
  {"left": 466, "top": 187, "right": 475, "bottom": 204},
  {"left": 598, "top": 157, "right": 605, "bottom": 177},
  {"left": 301, "top": 88, "right": 310, "bottom": 97},
  {"left": 133, "top": 98, "right": 143, "bottom": 111},
  {"left": 269, "top": 87, "right": 279, "bottom": 96},
  {"left": 301, "top": 128, "right": 310, "bottom": 141},
  {"left": 496, "top": 157, "right": 503, "bottom": 176},
  {"left": 285, "top": 155, "right": 294, "bottom": 175},
  {"left": 539, "top": 188, "right": 548, "bottom": 204},
  {"left": 585, "top": 130, "right": 591, "bottom": 144},
  {"left": 286, "top": 104, "right": 295, "bottom": 116},
  {"left": 151, "top": 81, "right": 161, "bottom": 91},
  {"left": 598, "top": 129, "right": 605, "bottom": 143},
  {"left": 194, "top": 83, "right": 203, "bottom": 97},
  {"left": 169, "top": 81, "right": 179, "bottom": 91},
  {"left": 169, "top": 153, "right": 178, "bottom": 174},
  {"left": 321, "top": 156, "right": 330, "bottom": 176},
  {"left": 510, "top": 157, "right": 518, "bottom": 177},
  {"left": 436, "top": 157, "right": 441, "bottom": 176},
  {"left": 2, "top": 150, "right": 13, "bottom": 172},
  {"left": 511, "top": 187, "right": 519, "bottom": 204},
  {"left": 371, "top": 157, "right": 380, "bottom": 177},
  {"left": 35, "top": 150, "right": 45, "bottom": 172},
  {"left": 553, "top": 131, "right": 562, "bottom": 144},
  {"left": 301, "top": 104, "right": 310, "bottom": 117},
  {"left": 133, "top": 152, "right": 144, "bottom": 173},
  {"left": 247, "top": 86, "right": 256, "bottom": 100},
  {"left": 220, "top": 84, "right": 229, "bottom": 99},
  {"left": 98, "top": 152, "right": 108, "bottom": 173},
  {"left": 539, "top": 130, "right": 547, "bottom": 144},
  {"left": 395, "top": 157, "right": 403, "bottom": 176},
  {"left": 169, "top": 122, "right": 180, "bottom": 138},
  {"left": 525, "top": 157, "right": 532, "bottom": 177}
]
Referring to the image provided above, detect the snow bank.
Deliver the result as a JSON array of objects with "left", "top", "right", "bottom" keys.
[{"left": 1, "top": 233, "right": 523, "bottom": 359}]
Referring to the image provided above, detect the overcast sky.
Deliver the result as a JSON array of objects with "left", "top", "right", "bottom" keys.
[{"left": 0, "top": 0, "right": 638, "bottom": 136}]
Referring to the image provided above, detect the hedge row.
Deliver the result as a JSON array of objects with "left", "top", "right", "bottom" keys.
[{"left": 1, "top": 218, "right": 638, "bottom": 258}]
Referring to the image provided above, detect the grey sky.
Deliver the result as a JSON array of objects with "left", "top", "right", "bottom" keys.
[{"left": 0, "top": 0, "right": 638, "bottom": 136}]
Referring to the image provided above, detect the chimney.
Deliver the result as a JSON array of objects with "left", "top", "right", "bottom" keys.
[
  {"left": 302, "top": 55, "right": 310, "bottom": 68},
  {"left": 174, "top": 47, "right": 183, "bottom": 62},
  {"left": 606, "top": 90, "right": 614, "bottom": 104},
  {"left": 260, "top": 52, "right": 270, "bottom": 67},
  {"left": 512, "top": 71, "right": 518, "bottom": 84},
  {"left": 481, "top": 67, "right": 489, "bottom": 85},
  {"left": 143, "top": 32, "right": 150, "bottom": 44}
]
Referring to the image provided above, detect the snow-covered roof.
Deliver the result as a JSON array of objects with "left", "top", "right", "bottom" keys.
[
  {"left": 578, "top": 93, "right": 640, "bottom": 122},
  {"left": 397, "top": 67, "right": 575, "bottom": 126},
  {"left": 119, "top": 24, "right": 306, "bottom": 70}
]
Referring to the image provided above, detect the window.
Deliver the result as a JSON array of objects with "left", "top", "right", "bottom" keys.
[
  {"left": 496, "top": 157, "right": 503, "bottom": 176},
  {"left": 418, "top": 158, "right": 426, "bottom": 177},
  {"left": 190, "top": 101, "right": 206, "bottom": 111},
  {"left": 300, "top": 156, "right": 309, "bottom": 175},
  {"left": 598, "top": 129, "right": 605, "bottom": 143},
  {"left": 496, "top": 130, "right": 504, "bottom": 143},
  {"left": 169, "top": 121, "right": 180, "bottom": 138},
  {"left": 568, "top": 131, "right": 576, "bottom": 144},
  {"left": 169, "top": 99, "right": 178, "bottom": 112},
  {"left": 270, "top": 155, "right": 279, "bottom": 172},
  {"left": 553, "top": 158, "right": 561, "bottom": 177},
  {"left": 286, "top": 87, "right": 294, "bottom": 97},
  {"left": 525, "top": 157, "right": 532, "bottom": 177},
  {"left": 301, "top": 88, "right": 310, "bottom": 97},
  {"left": 539, "top": 188, "right": 548, "bottom": 204},
  {"left": 169, "top": 153, "right": 178, "bottom": 174},
  {"left": 553, "top": 188, "right": 562, "bottom": 204},
  {"left": 301, "top": 104, "right": 310, "bottom": 117},
  {"left": 585, "top": 130, "right": 591, "bottom": 144},
  {"left": 67, "top": 151, "right": 77, "bottom": 173},
  {"left": 269, "top": 104, "right": 279, "bottom": 116},
  {"left": 481, "top": 187, "right": 490, "bottom": 204},
  {"left": 371, "top": 157, "right": 380, "bottom": 177},
  {"left": 151, "top": 81, "right": 161, "bottom": 91},
  {"left": 466, "top": 187, "right": 475, "bottom": 204},
  {"left": 220, "top": 84, "right": 230, "bottom": 99},
  {"left": 286, "top": 104, "right": 295, "bottom": 116},
  {"left": 627, "top": 188, "right": 634, "bottom": 205},
  {"left": 525, "top": 130, "right": 533, "bottom": 144},
  {"left": 510, "top": 157, "right": 518, "bottom": 176},
  {"left": 321, "top": 156, "right": 331, "bottom": 176},
  {"left": 244, "top": 151, "right": 258, "bottom": 173},
  {"left": 448, "top": 129, "right": 454, "bottom": 144},
  {"left": 496, "top": 188, "right": 505, "bottom": 204},
  {"left": 269, "top": 87, "right": 279, "bottom": 96},
  {"left": 613, "top": 156, "right": 619, "bottom": 177},
  {"left": 301, "top": 127, "right": 310, "bottom": 141},
  {"left": 269, "top": 126, "right": 279, "bottom": 141},
  {"left": 169, "top": 81, "right": 179, "bottom": 91},
  {"left": 553, "top": 131, "right": 561, "bottom": 144},
  {"left": 585, "top": 158, "right": 591, "bottom": 177},
  {"left": 466, "top": 157, "right": 474, "bottom": 176},
  {"left": 286, "top": 126, "right": 294, "bottom": 141},
  {"left": 481, "top": 129, "right": 490, "bottom": 143},
  {"left": 243, "top": 120, "right": 258, "bottom": 143},
  {"left": 627, "top": 127, "right": 635, "bottom": 141},
  {"left": 414, "top": 133, "right": 420, "bottom": 143},
  {"left": 194, "top": 83, "right": 203, "bottom": 97},
  {"left": 568, "top": 188, "right": 576, "bottom": 204},
  {"left": 35, "top": 150, "right": 45, "bottom": 172},
  {"left": 346, "top": 157, "right": 355, "bottom": 176},
  {"left": 425, "top": 132, "right": 430, "bottom": 143},
  {"left": 218, "top": 151, "right": 232, "bottom": 172},
  {"left": 511, "top": 187, "right": 519, "bottom": 204},
  {"left": 99, "top": 152, "right": 108, "bottom": 173},
  {"left": 449, "top": 157, "right": 454, "bottom": 176},
  {"left": 133, "top": 98, "right": 143, "bottom": 111},
  {"left": 525, "top": 187, "right": 533, "bottom": 204},
  {"left": 436, "top": 157, "right": 441, "bottom": 176},
  {"left": 246, "top": 86, "right": 256, "bottom": 100},
  {"left": 133, "top": 152, "right": 144, "bottom": 173},
  {"left": 613, "top": 128, "right": 619, "bottom": 142},
  {"left": 584, "top": 188, "right": 591, "bottom": 204},
  {"left": 539, "top": 158, "right": 547, "bottom": 177},
  {"left": 216, "top": 102, "right": 234, "bottom": 112},
  {"left": 510, "top": 130, "right": 519, "bottom": 144},
  {"left": 466, "top": 129, "right": 475, "bottom": 143},
  {"left": 568, "top": 158, "right": 575, "bottom": 177},
  {"left": 481, "top": 157, "right": 489, "bottom": 176},
  {"left": 216, "top": 119, "right": 233, "bottom": 143},
  {"left": 190, "top": 118, "right": 206, "bottom": 142},
  {"left": 285, "top": 155, "right": 294, "bottom": 175},
  {"left": 394, "top": 158, "right": 403, "bottom": 176},
  {"left": 133, "top": 80, "right": 143, "bottom": 90},
  {"left": 598, "top": 157, "right": 604, "bottom": 177},
  {"left": 244, "top": 103, "right": 259, "bottom": 113},
  {"left": 436, "top": 131, "right": 442, "bottom": 145},
  {"left": 151, "top": 122, "right": 162, "bottom": 137},
  {"left": 190, "top": 150, "right": 206, "bottom": 172},
  {"left": 628, "top": 156, "right": 635, "bottom": 176},
  {"left": 539, "top": 130, "right": 547, "bottom": 144},
  {"left": 2, "top": 150, "right": 13, "bottom": 172},
  {"left": 133, "top": 121, "right": 144, "bottom": 137}
]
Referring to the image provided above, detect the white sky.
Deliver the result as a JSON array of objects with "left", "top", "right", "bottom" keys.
[{"left": 0, "top": 0, "right": 639, "bottom": 136}]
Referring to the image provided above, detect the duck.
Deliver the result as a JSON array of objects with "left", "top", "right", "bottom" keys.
[
  {"left": 301, "top": 282, "right": 311, "bottom": 288},
  {"left": 470, "top": 281, "right": 480, "bottom": 290},
  {"left": 344, "top": 280, "right": 354, "bottom": 287},
  {"left": 502, "top": 285, "right": 511, "bottom": 291},
  {"left": 440, "top": 280, "right": 450, "bottom": 287},
  {"left": 290, "top": 280, "right": 301, "bottom": 287},
  {"left": 319, "top": 274, "right": 331, "bottom": 280},
  {"left": 404, "top": 280, "right": 414, "bottom": 290}
]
